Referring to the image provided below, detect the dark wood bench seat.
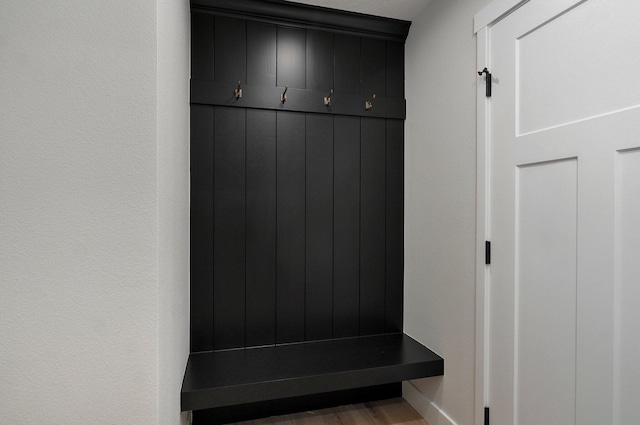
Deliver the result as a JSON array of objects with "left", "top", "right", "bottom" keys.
[{"left": 181, "top": 332, "right": 443, "bottom": 412}]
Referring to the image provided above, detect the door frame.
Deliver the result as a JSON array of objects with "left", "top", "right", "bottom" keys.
[{"left": 473, "top": 2, "right": 529, "bottom": 425}]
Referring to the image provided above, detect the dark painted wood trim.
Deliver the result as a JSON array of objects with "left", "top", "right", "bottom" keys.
[
  {"left": 191, "top": 0, "right": 411, "bottom": 42},
  {"left": 190, "top": 105, "right": 215, "bottom": 353},
  {"left": 191, "top": 80, "right": 406, "bottom": 120}
]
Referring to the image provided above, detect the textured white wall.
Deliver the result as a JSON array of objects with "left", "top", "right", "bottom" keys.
[
  {"left": 403, "top": 0, "right": 492, "bottom": 424},
  {"left": 0, "top": 1, "right": 189, "bottom": 424},
  {"left": 157, "top": 0, "right": 190, "bottom": 424}
]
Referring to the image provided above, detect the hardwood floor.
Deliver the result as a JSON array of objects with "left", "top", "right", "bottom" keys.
[{"left": 230, "top": 398, "right": 428, "bottom": 425}]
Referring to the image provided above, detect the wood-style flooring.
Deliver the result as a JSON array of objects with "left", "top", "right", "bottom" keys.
[{"left": 230, "top": 398, "right": 428, "bottom": 425}]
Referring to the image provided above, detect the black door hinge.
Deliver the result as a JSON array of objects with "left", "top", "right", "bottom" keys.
[
  {"left": 478, "top": 68, "right": 492, "bottom": 97},
  {"left": 485, "top": 241, "right": 491, "bottom": 265},
  {"left": 484, "top": 407, "right": 490, "bottom": 425}
]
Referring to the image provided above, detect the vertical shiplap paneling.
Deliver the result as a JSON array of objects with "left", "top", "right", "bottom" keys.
[
  {"left": 360, "top": 118, "right": 387, "bottom": 335},
  {"left": 276, "top": 111, "right": 306, "bottom": 343},
  {"left": 305, "top": 114, "right": 334, "bottom": 341},
  {"left": 191, "top": 11, "right": 406, "bottom": 349},
  {"left": 361, "top": 38, "right": 386, "bottom": 98},
  {"left": 277, "top": 27, "right": 306, "bottom": 89},
  {"left": 333, "top": 116, "right": 361, "bottom": 338},
  {"left": 247, "top": 22, "right": 277, "bottom": 87},
  {"left": 191, "top": 14, "right": 214, "bottom": 81},
  {"left": 213, "top": 107, "right": 246, "bottom": 350},
  {"left": 214, "top": 17, "right": 246, "bottom": 83},
  {"left": 385, "top": 41, "right": 404, "bottom": 99},
  {"left": 190, "top": 105, "right": 215, "bottom": 352},
  {"left": 334, "top": 34, "right": 361, "bottom": 95},
  {"left": 385, "top": 119, "right": 404, "bottom": 333},
  {"left": 306, "top": 30, "right": 334, "bottom": 93},
  {"left": 245, "top": 109, "right": 277, "bottom": 347}
]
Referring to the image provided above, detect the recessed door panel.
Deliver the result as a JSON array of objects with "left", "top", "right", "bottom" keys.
[
  {"left": 516, "top": 159, "right": 577, "bottom": 425},
  {"left": 517, "top": 0, "right": 640, "bottom": 135},
  {"left": 614, "top": 149, "right": 640, "bottom": 425}
]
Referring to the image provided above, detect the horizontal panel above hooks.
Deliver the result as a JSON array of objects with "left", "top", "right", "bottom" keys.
[{"left": 191, "top": 80, "right": 406, "bottom": 120}]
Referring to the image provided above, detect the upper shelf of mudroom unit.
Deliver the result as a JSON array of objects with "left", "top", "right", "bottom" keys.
[{"left": 191, "top": 0, "right": 411, "bottom": 43}]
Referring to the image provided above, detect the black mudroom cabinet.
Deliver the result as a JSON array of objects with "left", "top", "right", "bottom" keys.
[{"left": 182, "top": 1, "right": 443, "bottom": 422}]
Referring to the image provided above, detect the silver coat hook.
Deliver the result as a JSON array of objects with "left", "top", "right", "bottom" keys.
[
  {"left": 365, "top": 94, "right": 376, "bottom": 110},
  {"left": 323, "top": 89, "right": 333, "bottom": 106},
  {"left": 234, "top": 81, "right": 242, "bottom": 99},
  {"left": 281, "top": 85, "right": 288, "bottom": 103}
]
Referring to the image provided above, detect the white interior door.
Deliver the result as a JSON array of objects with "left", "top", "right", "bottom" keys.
[{"left": 485, "top": 1, "right": 640, "bottom": 424}]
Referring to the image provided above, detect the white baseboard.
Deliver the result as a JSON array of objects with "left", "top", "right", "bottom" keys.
[{"left": 403, "top": 381, "right": 458, "bottom": 425}]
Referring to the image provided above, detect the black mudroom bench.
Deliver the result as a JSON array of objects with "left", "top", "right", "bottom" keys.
[{"left": 181, "top": 332, "right": 443, "bottom": 412}]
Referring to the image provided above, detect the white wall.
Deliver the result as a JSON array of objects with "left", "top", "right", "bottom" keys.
[
  {"left": 403, "top": 0, "right": 492, "bottom": 424},
  {"left": 0, "top": 1, "right": 189, "bottom": 424},
  {"left": 157, "top": 0, "right": 191, "bottom": 424}
]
